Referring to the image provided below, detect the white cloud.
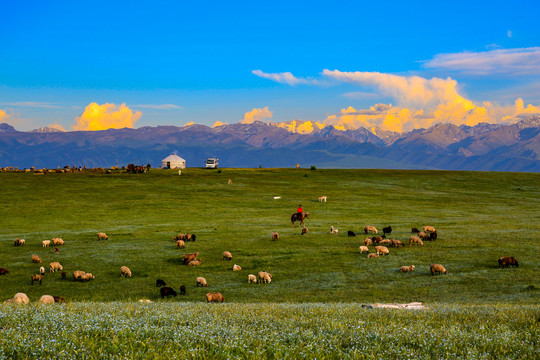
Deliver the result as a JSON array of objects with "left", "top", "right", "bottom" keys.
[
  {"left": 2, "top": 102, "right": 61, "bottom": 109},
  {"left": 132, "top": 104, "right": 182, "bottom": 110},
  {"left": 72, "top": 103, "right": 142, "bottom": 131},
  {"left": 422, "top": 47, "right": 540, "bottom": 75},
  {"left": 252, "top": 70, "right": 316, "bottom": 85},
  {"left": 240, "top": 107, "right": 273, "bottom": 124},
  {"left": 212, "top": 121, "right": 227, "bottom": 128}
]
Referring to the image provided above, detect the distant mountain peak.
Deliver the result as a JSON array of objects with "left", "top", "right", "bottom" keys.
[
  {"left": 31, "top": 126, "right": 65, "bottom": 133},
  {"left": 0, "top": 123, "right": 17, "bottom": 133}
]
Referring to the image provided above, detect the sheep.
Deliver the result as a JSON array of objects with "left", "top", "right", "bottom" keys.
[
  {"left": 97, "top": 232, "right": 108, "bottom": 240},
  {"left": 333, "top": 229, "right": 339, "bottom": 234},
  {"left": 52, "top": 238, "right": 64, "bottom": 246},
  {"left": 228, "top": 178, "right": 232, "bottom": 184},
  {"left": 180, "top": 285, "right": 186, "bottom": 295},
  {"left": 120, "top": 266, "right": 132, "bottom": 278},
  {"left": 248, "top": 274, "right": 257, "bottom": 283},
  {"left": 391, "top": 239, "right": 405, "bottom": 248},
  {"left": 498, "top": 256, "right": 519, "bottom": 268},
  {"left": 182, "top": 252, "right": 199, "bottom": 265},
  {"left": 424, "top": 226, "right": 436, "bottom": 233},
  {"left": 139, "top": 299, "right": 152, "bottom": 303},
  {"left": 196, "top": 277, "right": 208, "bottom": 287},
  {"left": 301, "top": 227, "right": 308, "bottom": 235},
  {"left": 318, "top": 196, "right": 327, "bottom": 202},
  {"left": 367, "top": 253, "right": 379, "bottom": 258},
  {"left": 233, "top": 264, "right": 242, "bottom": 271},
  {"left": 40, "top": 266, "right": 45, "bottom": 275},
  {"left": 409, "top": 236, "right": 423, "bottom": 246},
  {"left": 272, "top": 232, "right": 279, "bottom": 241},
  {"left": 61, "top": 272, "right": 66, "bottom": 280},
  {"left": 31, "top": 274, "right": 44, "bottom": 285},
  {"left": 418, "top": 232, "right": 430, "bottom": 241},
  {"left": 359, "top": 246, "right": 370, "bottom": 254},
  {"left": 382, "top": 226, "right": 392, "bottom": 236},
  {"left": 53, "top": 296, "right": 67, "bottom": 303},
  {"left": 348, "top": 231, "right": 356, "bottom": 237},
  {"left": 14, "top": 238, "right": 25, "bottom": 246},
  {"left": 411, "top": 227, "right": 420, "bottom": 234},
  {"left": 400, "top": 265, "right": 415, "bottom": 273},
  {"left": 73, "top": 270, "right": 86, "bottom": 281},
  {"left": 364, "top": 225, "right": 378, "bottom": 234},
  {"left": 188, "top": 234, "right": 196, "bottom": 242},
  {"left": 429, "top": 231, "right": 438, "bottom": 241},
  {"left": 82, "top": 273, "right": 95, "bottom": 281},
  {"left": 206, "top": 292, "right": 224, "bottom": 302},
  {"left": 39, "top": 295, "right": 55, "bottom": 304},
  {"left": 223, "top": 251, "right": 232, "bottom": 260},
  {"left": 156, "top": 279, "right": 166, "bottom": 287},
  {"left": 54, "top": 247, "right": 59, "bottom": 254},
  {"left": 430, "top": 264, "right": 447, "bottom": 275},
  {"left": 49, "top": 262, "right": 63, "bottom": 273},
  {"left": 364, "top": 238, "right": 372, "bottom": 246},
  {"left": 329, "top": 226, "right": 339, "bottom": 234},
  {"left": 186, "top": 234, "right": 192, "bottom": 241},
  {"left": 378, "top": 239, "right": 392, "bottom": 246},
  {"left": 42, "top": 240, "right": 51, "bottom": 247},
  {"left": 188, "top": 259, "right": 202, "bottom": 266},
  {"left": 160, "top": 286, "right": 177, "bottom": 298},
  {"left": 371, "top": 236, "right": 384, "bottom": 245},
  {"left": 375, "top": 246, "right": 389, "bottom": 256},
  {"left": 32, "top": 254, "right": 42, "bottom": 263},
  {"left": 12, "top": 293, "right": 30, "bottom": 304},
  {"left": 257, "top": 271, "right": 272, "bottom": 284},
  {"left": 0, "top": 267, "right": 9, "bottom": 275},
  {"left": 176, "top": 233, "right": 185, "bottom": 241},
  {"left": 175, "top": 240, "right": 185, "bottom": 248}
]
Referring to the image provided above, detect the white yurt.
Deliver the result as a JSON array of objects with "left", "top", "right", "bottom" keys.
[{"left": 161, "top": 154, "right": 186, "bottom": 169}]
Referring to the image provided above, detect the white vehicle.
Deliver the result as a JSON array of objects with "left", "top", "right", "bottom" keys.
[{"left": 205, "top": 157, "right": 219, "bottom": 169}]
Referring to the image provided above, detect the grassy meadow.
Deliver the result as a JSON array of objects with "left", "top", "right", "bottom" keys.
[{"left": 0, "top": 168, "right": 539, "bottom": 358}]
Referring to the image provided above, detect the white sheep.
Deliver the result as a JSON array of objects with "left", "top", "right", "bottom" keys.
[
  {"left": 188, "top": 259, "right": 202, "bottom": 266},
  {"left": 196, "top": 276, "right": 208, "bottom": 287},
  {"left": 52, "top": 238, "right": 64, "bottom": 245},
  {"left": 424, "top": 226, "right": 436, "bottom": 233},
  {"left": 400, "top": 265, "right": 415, "bottom": 273},
  {"left": 318, "top": 196, "right": 327, "bottom": 202},
  {"left": 364, "top": 238, "right": 372, "bottom": 246},
  {"left": 49, "top": 262, "right": 63, "bottom": 273},
  {"left": 359, "top": 246, "right": 370, "bottom": 254},
  {"left": 375, "top": 246, "right": 389, "bottom": 256},
  {"left": 120, "top": 266, "right": 132, "bottom": 278},
  {"left": 430, "top": 264, "right": 447, "bottom": 275},
  {"left": 248, "top": 274, "right": 257, "bottom": 283},
  {"left": 82, "top": 273, "right": 95, "bottom": 281},
  {"left": 364, "top": 225, "right": 378, "bottom": 234},
  {"left": 176, "top": 240, "right": 185, "bottom": 248},
  {"left": 12, "top": 293, "right": 30, "bottom": 304},
  {"left": 42, "top": 240, "right": 50, "bottom": 247},
  {"left": 257, "top": 271, "right": 272, "bottom": 283},
  {"left": 39, "top": 295, "right": 55, "bottom": 304},
  {"left": 367, "top": 253, "right": 379, "bottom": 258},
  {"left": 223, "top": 251, "right": 232, "bottom": 260},
  {"left": 97, "top": 232, "right": 108, "bottom": 240},
  {"left": 233, "top": 264, "right": 242, "bottom": 271}
]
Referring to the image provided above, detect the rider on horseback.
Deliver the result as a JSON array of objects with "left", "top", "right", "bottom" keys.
[{"left": 297, "top": 205, "right": 303, "bottom": 218}]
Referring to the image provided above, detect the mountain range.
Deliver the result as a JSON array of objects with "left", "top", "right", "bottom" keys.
[{"left": 1, "top": 116, "right": 539, "bottom": 172}]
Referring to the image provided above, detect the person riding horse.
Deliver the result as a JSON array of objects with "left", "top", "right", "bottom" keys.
[{"left": 297, "top": 205, "right": 303, "bottom": 219}]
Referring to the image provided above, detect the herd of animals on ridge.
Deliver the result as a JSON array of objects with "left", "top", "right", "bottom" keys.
[{"left": 1, "top": 195, "right": 520, "bottom": 305}]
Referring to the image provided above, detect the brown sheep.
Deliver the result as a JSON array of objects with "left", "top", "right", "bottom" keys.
[
  {"left": 0, "top": 267, "right": 9, "bottom": 275},
  {"left": 97, "top": 232, "right": 108, "bottom": 240},
  {"left": 31, "top": 274, "right": 43, "bottom": 285},
  {"left": 364, "top": 238, "right": 372, "bottom": 246},
  {"left": 53, "top": 296, "right": 67, "bottom": 303},
  {"left": 222, "top": 251, "right": 232, "bottom": 260},
  {"left": 206, "top": 292, "right": 224, "bottom": 302},
  {"left": 391, "top": 239, "right": 405, "bottom": 248},
  {"left": 14, "top": 238, "right": 25, "bottom": 246},
  {"left": 272, "top": 232, "right": 279, "bottom": 241},
  {"left": 301, "top": 227, "right": 308, "bottom": 235},
  {"left": 176, "top": 240, "right": 185, "bottom": 249},
  {"left": 418, "top": 232, "right": 430, "bottom": 241},
  {"left": 182, "top": 252, "right": 199, "bottom": 265},
  {"left": 378, "top": 239, "right": 392, "bottom": 246},
  {"left": 375, "top": 246, "right": 389, "bottom": 256},
  {"left": 32, "top": 254, "right": 42, "bottom": 263},
  {"left": 409, "top": 236, "right": 423, "bottom": 246},
  {"left": 371, "top": 236, "right": 384, "bottom": 244},
  {"left": 364, "top": 225, "right": 378, "bottom": 234},
  {"left": 400, "top": 265, "right": 415, "bottom": 273},
  {"left": 430, "top": 264, "right": 447, "bottom": 275},
  {"left": 498, "top": 256, "right": 519, "bottom": 268},
  {"left": 367, "top": 253, "right": 379, "bottom": 258}
]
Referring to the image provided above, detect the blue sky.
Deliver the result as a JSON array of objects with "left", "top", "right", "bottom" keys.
[{"left": 1, "top": 0, "right": 539, "bottom": 131}]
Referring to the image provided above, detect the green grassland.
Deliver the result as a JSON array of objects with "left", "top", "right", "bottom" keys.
[{"left": 0, "top": 168, "right": 539, "bottom": 303}]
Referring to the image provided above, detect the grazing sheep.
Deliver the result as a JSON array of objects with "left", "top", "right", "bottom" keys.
[
  {"left": 182, "top": 252, "right": 199, "bottom": 265},
  {"left": 409, "top": 236, "right": 423, "bottom": 246},
  {"left": 53, "top": 296, "right": 67, "bottom": 303},
  {"left": 248, "top": 274, "right": 257, "bottom": 283},
  {"left": 49, "top": 262, "right": 63, "bottom": 273},
  {"left": 186, "top": 234, "right": 192, "bottom": 241},
  {"left": 301, "top": 227, "right": 308, "bottom": 235},
  {"left": 61, "top": 271, "right": 66, "bottom": 280},
  {"left": 329, "top": 226, "right": 339, "bottom": 234},
  {"left": 52, "top": 238, "right": 64, "bottom": 246},
  {"left": 364, "top": 225, "right": 378, "bottom": 234},
  {"left": 318, "top": 196, "right": 327, "bottom": 202},
  {"left": 188, "top": 259, "right": 202, "bottom": 266},
  {"left": 180, "top": 285, "right": 186, "bottom": 295},
  {"left": 190, "top": 234, "right": 196, "bottom": 242},
  {"left": 120, "top": 266, "right": 132, "bottom": 278},
  {"left": 233, "top": 264, "right": 242, "bottom": 271},
  {"left": 223, "top": 251, "right": 232, "bottom": 260},
  {"left": 176, "top": 240, "right": 185, "bottom": 248},
  {"left": 257, "top": 271, "right": 272, "bottom": 284},
  {"left": 367, "top": 253, "right": 379, "bottom": 258},
  {"left": 391, "top": 239, "right": 405, "bottom": 248},
  {"left": 12, "top": 293, "right": 30, "bottom": 304},
  {"left": 82, "top": 273, "right": 95, "bottom": 281},
  {"left": 348, "top": 231, "right": 356, "bottom": 237},
  {"left": 411, "top": 228, "right": 420, "bottom": 234},
  {"left": 430, "top": 264, "right": 447, "bottom": 275},
  {"left": 378, "top": 239, "right": 392, "bottom": 246},
  {"left": 54, "top": 247, "right": 59, "bottom": 254},
  {"left": 42, "top": 240, "right": 51, "bottom": 247},
  {"left": 14, "top": 238, "right": 25, "bottom": 246},
  {"left": 359, "top": 246, "right": 370, "bottom": 254},
  {"left": 97, "top": 232, "right": 108, "bottom": 240},
  {"left": 139, "top": 299, "right": 152, "bottom": 303},
  {"left": 364, "top": 238, "right": 372, "bottom": 246},
  {"left": 176, "top": 233, "right": 185, "bottom": 241},
  {"left": 272, "top": 232, "right": 279, "bottom": 241},
  {"left": 206, "top": 292, "right": 224, "bottom": 302},
  {"left": 429, "top": 231, "right": 438, "bottom": 241},
  {"left": 418, "top": 232, "right": 430, "bottom": 241},
  {"left": 31, "top": 274, "right": 43, "bottom": 285},
  {"left": 32, "top": 254, "right": 42, "bottom": 263},
  {"left": 424, "top": 226, "right": 436, "bottom": 233},
  {"left": 40, "top": 266, "right": 45, "bottom": 275},
  {"left": 0, "top": 268, "right": 9, "bottom": 275},
  {"left": 156, "top": 279, "right": 166, "bottom": 287},
  {"left": 498, "top": 256, "right": 519, "bottom": 268},
  {"left": 196, "top": 277, "right": 208, "bottom": 287},
  {"left": 375, "top": 246, "right": 389, "bottom": 256},
  {"left": 160, "top": 286, "right": 177, "bottom": 298},
  {"left": 73, "top": 270, "right": 86, "bottom": 281},
  {"left": 372, "top": 236, "right": 384, "bottom": 244},
  {"left": 382, "top": 226, "right": 392, "bottom": 236},
  {"left": 400, "top": 265, "right": 415, "bottom": 273},
  {"left": 39, "top": 295, "right": 55, "bottom": 304}
]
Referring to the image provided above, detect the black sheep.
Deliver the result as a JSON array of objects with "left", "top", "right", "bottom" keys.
[
  {"left": 347, "top": 231, "right": 356, "bottom": 237},
  {"left": 160, "top": 286, "right": 177, "bottom": 298},
  {"left": 382, "top": 226, "right": 392, "bottom": 236},
  {"left": 411, "top": 228, "right": 420, "bottom": 234},
  {"left": 429, "top": 230, "right": 438, "bottom": 241},
  {"left": 180, "top": 285, "right": 186, "bottom": 295},
  {"left": 156, "top": 279, "right": 166, "bottom": 287}
]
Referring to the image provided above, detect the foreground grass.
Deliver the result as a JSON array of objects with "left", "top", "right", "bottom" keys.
[
  {"left": 0, "top": 168, "right": 539, "bottom": 303},
  {"left": 0, "top": 302, "right": 538, "bottom": 359}
]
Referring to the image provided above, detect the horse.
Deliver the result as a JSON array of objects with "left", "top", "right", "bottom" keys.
[{"left": 291, "top": 211, "right": 309, "bottom": 226}]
